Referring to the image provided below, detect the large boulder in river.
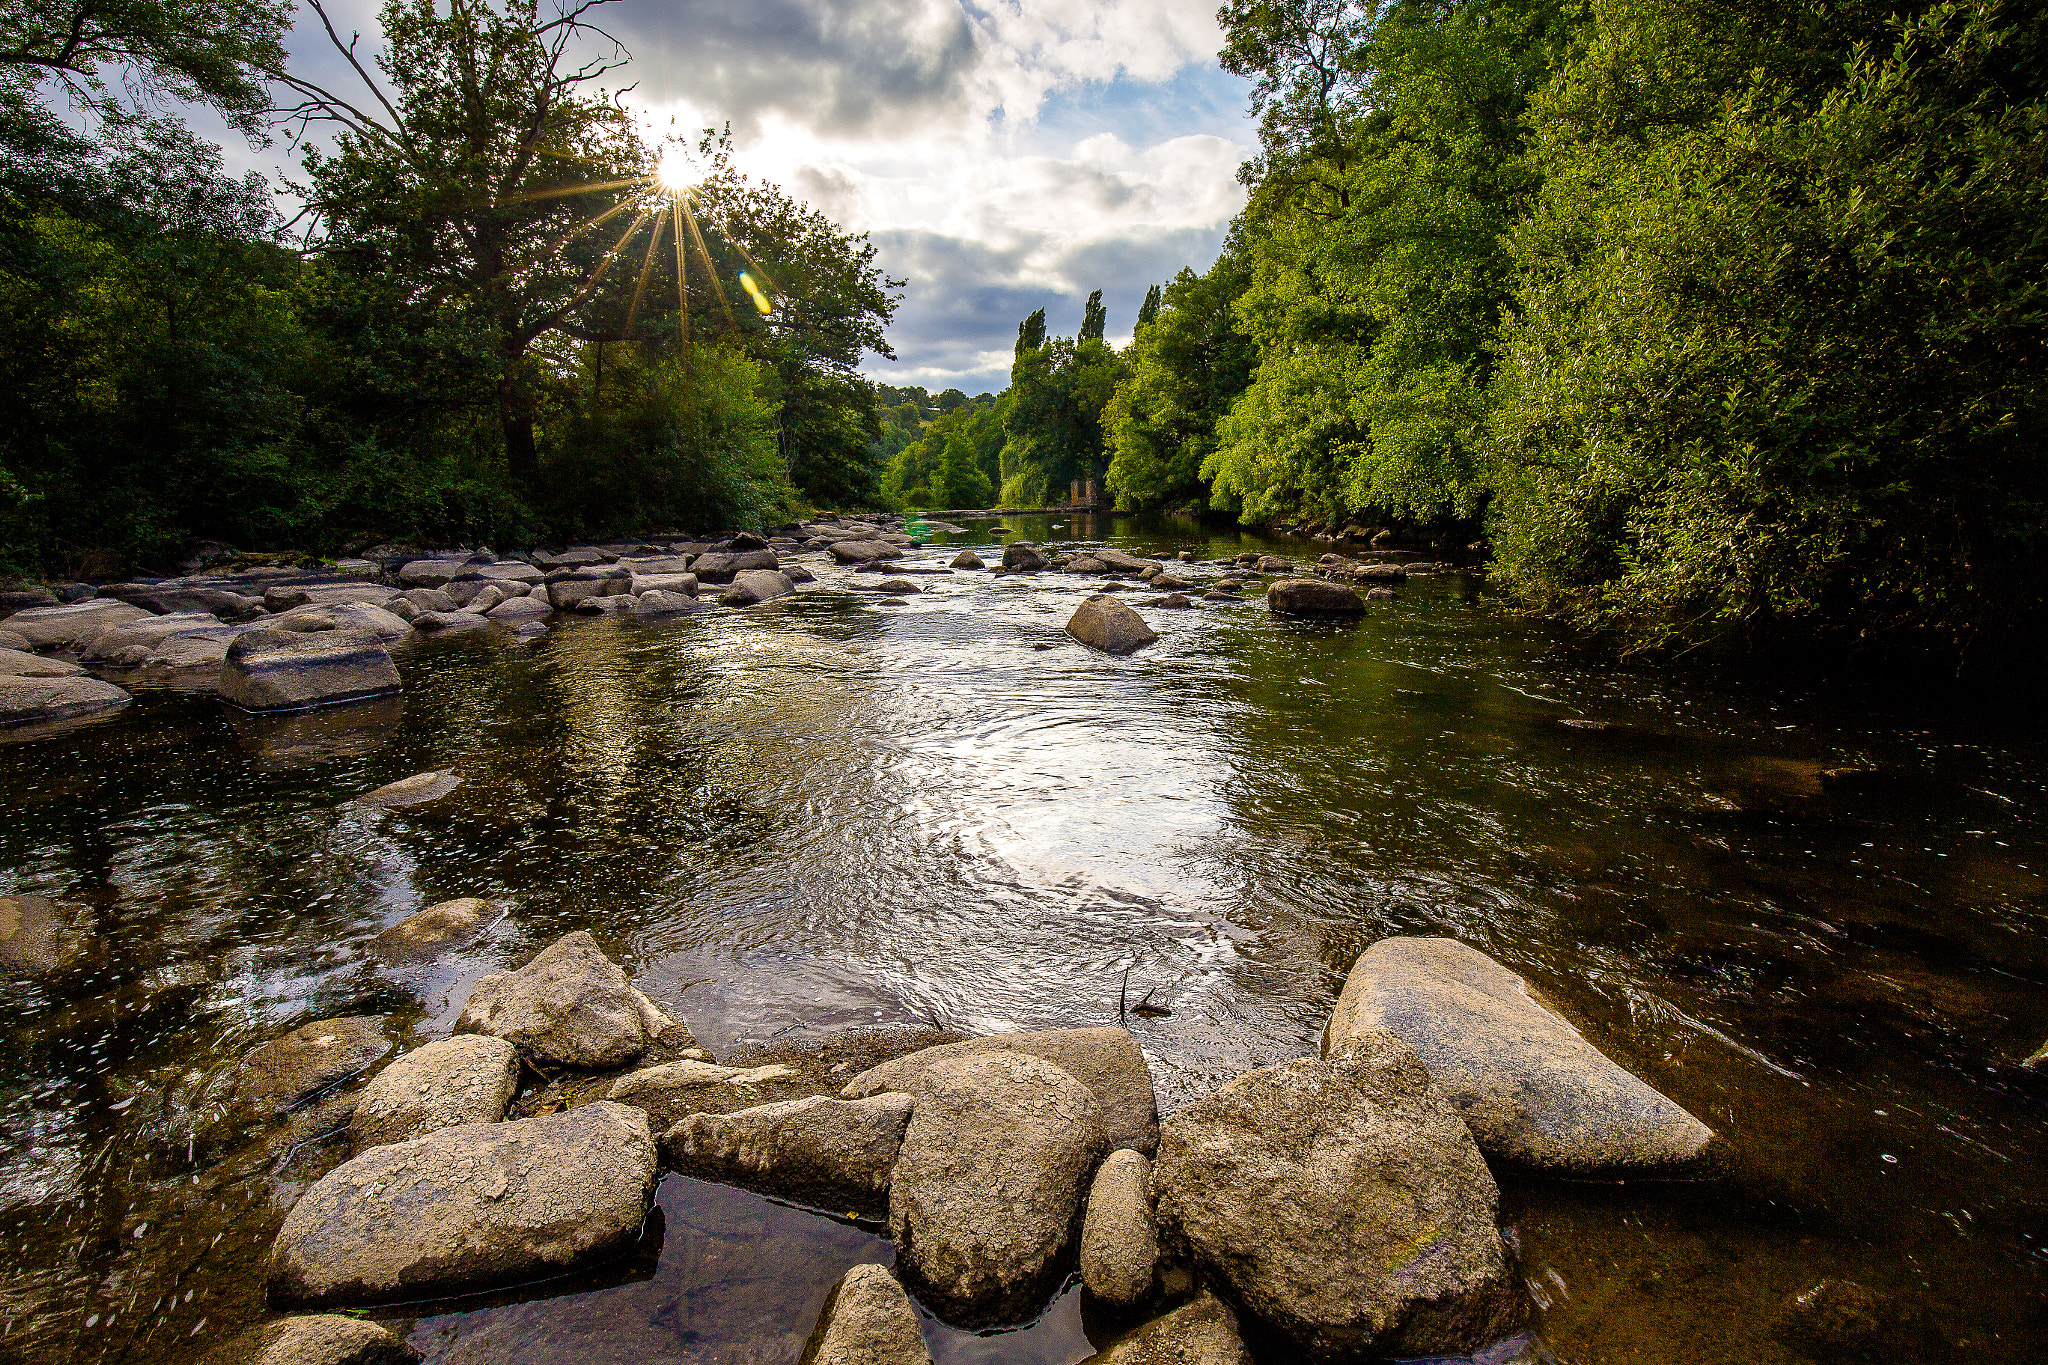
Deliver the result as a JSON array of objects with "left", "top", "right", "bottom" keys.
[
  {"left": 544, "top": 566, "right": 631, "bottom": 609},
  {"left": 881, "top": 1052, "right": 1107, "bottom": 1324},
  {"left": 829, "top": 540, "right": 901, "bottom": 566},
  {"left": 268, "top": 1102, "right": 657, "bottom": 1307},
  {"left": 234, "top": 1017, "right": 393, "bottom": 1119},
  {"left": 1150, "top": 1030, "right": 1521, "bottom": 1360},
  {"left": 633, "top": 589, "right": 705, "bottom": 619},
  {"left": 949, "top": 550, "right": 984, "bottom": 570},
  {"left": 485, "top": 595, "right": 551, "bottom": 625},
  {"left": 5, "top": 599, "right": 149, "bottom": 650},
  {"left": 83, "top": 610, "right": 232, "bottom": 660},
  {"left": 719, "top": 569, "right": 795, "bottom": 607},
  {"left": 0, "top": 647, "right": 82, "bottom": 677},
  {"left": 274, "top": 601, "right": 414, "bottom": 644},
  {"left": 844, "top": 1026, "right": 1158, "bottom": 1155},
  {"left": 1267, "top": 579, "right": 1366, "bottom": 616},
  {"left": 803, "top": 1263, "right": 932, "bottom": 1365},
  {"left": 455, "top": 930, "right": 694, "bottom": 1069},
  {"left": 1083, "top": 1292, "right": 1252, "bottom": 1365},
  {"left": 0, "top": 586, "right": 58, "bottom": 619},
  {"left": 1001, "top": 541, "right": 1048, "bottom": 572},
  {"left": 366, "top": 896, "right": 496, "bottom": 963},
  {"left": 1080, "top": 1149, "right": 1158, "bottom": 1308},
  {"left": 198, "top": 1314, "right": 418, "bottom": 1365},
  {"left": 349, "top": 1035, "right": 519, "bottom": 1153},
  {"left": 396, "top": 559, "right": 466, "bottom": 589},
  {"left": 0, "top": 674, "right": 131, "bottom": 728},
  {"left": 1066, "top": 595, "right": 1158, "bottom": 655},
  {"left": 1326, "top": 936, "right": 1713, "bottom": 1174},
  {"left": 663, "top": 1092, "right": 914, "bottom": 1214},
  {"left": 220, "top": 629, "right": 400, "bottom": 712}
]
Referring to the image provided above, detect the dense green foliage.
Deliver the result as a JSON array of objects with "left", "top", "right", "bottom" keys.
[{"left": 0, "top": 0, "right": 897, "bottom": 575}]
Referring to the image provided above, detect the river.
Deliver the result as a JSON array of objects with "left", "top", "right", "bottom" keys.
[{"left": 1, "top": 512, "right": 2041, "bottom": 1364}]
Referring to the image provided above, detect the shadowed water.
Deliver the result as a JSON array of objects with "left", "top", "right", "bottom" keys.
[{"left": 1, "top": 512, "right": 2043, "bottom": 1363}]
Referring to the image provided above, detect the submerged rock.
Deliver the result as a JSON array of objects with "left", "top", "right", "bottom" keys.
[
  {"left": 1267, "top": 579, "right": 1366, "bottom": 616},
  {"left": 663, "top": 1092, "right": 915, "bottom": 1214},
  {"left": 0, "top": 674, "right": 131, "bottom": 728},
  {"left": 882, "top": 1052, "right": 1106, "bottom": 1324},
  {"left": 1066, "top": 595, "right": 1159, "bottom": 655},
  {"left": 235, "top": 1017, "right": 393, "bottom": 1118},
  {"left": 802, "top": 1263, "right": 932, "bottom": 1365},
  {"left": 353, "top": 770, "right": 462, "bottom": 808},
  {"left": 349, "top": 1035, "right": 520, "bottom": 1152},
  {"left": 1150, "top": 1030, "right": 1521, "bottom": 1360},
  {"left": 219, "top": 629, "right": 401, "bottom": 712},
  {"left": 198, "top": 1314, "right": 419, "bottom": 1365},
  {"left": 843, "top": 1026, "right": 1159, "bottom": 1155},
  {"left": 1326, "top": 936, "right": 1713, "bottom": 1173},
  {"left": 0, "top": 892, "right": 94, "bottom": 974},
  {"left": 455, "top": 930, "right": 695, "bottom": 1069},
  {"left": 366, "top": 896, "right": 497, "bottom": 964},
  {"left": 1082, "top": 1292, "right": 1252, "bottom": 1365},
  {"left": 1080, "top": 1149, "right": 1158, "bottom": 1308},
  {"left": 269, "top": 1102, "right": 657, "bottom": 1307},
  {"left": 1001, "top": 542, "right": 1048, "bottom": 572}
]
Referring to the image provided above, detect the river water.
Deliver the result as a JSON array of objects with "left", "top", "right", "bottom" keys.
[{"left": 1, "top": 513, "right": 2042, "bottom": 1364}]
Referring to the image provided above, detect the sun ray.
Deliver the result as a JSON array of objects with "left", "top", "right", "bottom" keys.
[
  {"left": 679, "top": 196, "right": 734, "bottom": 329},
  {"left": 672, "top": 197, "right": 690, "bottom": 356},
  {"left": 625, "top": 210, "right": 666, "bottom": 335}
]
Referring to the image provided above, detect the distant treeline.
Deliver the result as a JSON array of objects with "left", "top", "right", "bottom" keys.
[{"left": 904, "top": 0, "right": 2048, "bottom": 667}]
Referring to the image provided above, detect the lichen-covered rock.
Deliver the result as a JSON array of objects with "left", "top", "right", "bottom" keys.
[
  {"left": 366, "top": 897, "right": 497, "bottom": 964},
  {"left": 268, "top": 1102, "right": 656, "bottom": 1307},
  {"left": 1081, "top": 1292, "right": 1252, "bottom": 1365},
  {"left": 663, "top": 1092, "right": 913, "bottom": 1214},
  {"left": 604, "top": 1058, "right": 793, "bottom": 1128},
  {"left": 1066, "top": 595, "right": 1158, "bottom": 655},
  {"left": 198, "top": 1314, "right": 419, "bottom": 1365},
  {"left": 1080, "top": 1149, "right": 1158, "bottom": 1308},
  {"left": 349, "top": 1035, "right": 520, "bottom": 1152},
  {"left": 273, "top": 602, "right": 414, "bottom": 644},
  {"left": 219, "top": 629, "right": 400, "bottom": 712},
  {"left": 0, "top": 647, "right": 81, "bottom": 677},
  {"left": 882, "top": 1052, "right": 1106, "bottom": 1324},
  {"left": 235, "top": 1017, "right": 392, "bottom": 1118},
  {"left": 1267, "top": 579, "right": 1366, "bottom": 615},
  {"left": 1326, "top": 936, "right": 1714, "bottom": 1174},
  {"left": 455, "top": 930, "right": 693, "bottom": 1069},
  {"left": 1150, "top": 1030, "right": 1521, "bottom": 1360},
  {"left": 801, "top": 1263, "right": 932, "bottom": 1365},
  {"left": 843, "top": 1026, "right": 1158, "bottom": 1156}
]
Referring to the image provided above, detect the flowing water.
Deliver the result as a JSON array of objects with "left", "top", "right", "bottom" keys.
[{"left": 2, "top": 513, "right": 2043, "bottom": 1364}]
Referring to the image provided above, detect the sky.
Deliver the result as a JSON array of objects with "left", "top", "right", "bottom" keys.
[{"left": 213, "top": 0, "right": 1256, "bottom": 396}]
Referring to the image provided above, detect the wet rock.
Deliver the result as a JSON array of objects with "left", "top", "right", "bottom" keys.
[
  {"left": 0, "top": 673, "right": 132, "bottom": 727},
  {"left": 366, "top": 896, "right": 497, "bottom": 964},
  {"left": 1777, "top": 1279, "right": 1922, "bottom": 1362},
  {"left": 486, "top": 595, "right": 551, "bottom": 624},
  {"left": 606, "top": 1058, "right": 797, "bottom": 1128},
  {"left": 0, "top": 892, "right": 93, "bottom": 974},
  {"left": 634, "top": 589, "right": 706, "bottom": 618},
  {"left": 803, "top": 1263, "right": 931, "bottom": 1365},
  {"left": 1080, "top": 1149, "right": 1158, "bottom": 1308},
  {"left": 1067, "top": 555, "right": 1110, "bottom": 574},
  {"left": 1364, "top": 587, "right": 1397, "bottom": 601},
  {"left": 950, "top": 550, "right": 984, "bottom": 570},
  {"left": 830, "top": 540, "right": 902, "bottom": 565},
  {"left": 1326, "top": 936, "right": 1713, "bottom": 1174},
  {"left": 732, "top": 548, "right": 783, "bottom": 571},
  {"left": 1151, "top": 1030, "right": 1521, "bottom": 1359},
  {"left": 1066, "top": 595, "right": 1159, "bottom": 655},
  {"left": 545, "top": 567, "right": 632, "bottom": 609},
  {"left": 1082, "top": 1292, "right": 1251, "bottom": 1365},
  {"left": 198, "top": 1314, "right": 419, "bottom": 1365},
  {"left": 867, "top": 579, "right": 920, "bottom": 595},
  {"left": 882, "top": 1052, "right": 1107, "bottom": 1324},
  {"left": 729, "top": 531, "right": 770, "bottom": 550},
  {"left": 719, "top": 569, "right": 796, "bottom": 607},
  {"left": 2023, "top": 1039, "right": 2048, "bottom": 1068},
  {"left": 411, "top": 608, "right": 494, "bottom": 631},
  {"left": 268, "top": 1101, "right": 657, "bottom": 1307},
  {"left": 1139, "top": 593, "right": 1191, "bottom": 610},
  {"left": 1268, "top": 579, "right": 1366, "bottom": 616},
  {"left": 844, "top": 1026, "right": 1159, "bottom": 1155},
  {"left": 0, "top": 647, "right": 84, "bottom": 677},
  {"left": 1002, "top": 542, "right": 1048, "bottom": 572},
  {"left": 1356, "top": 563, "right": 1408, "bottom": 582},
  {"left": 5, "top": 599, "right": 150, "bottom": 650},
  {"left": 235, "top": 1016, "right": 393, "bottom": 1118},
  {"left": 663, "top": 1092, "right": 915, "bottom": 1214},
  {"left": 455, "top": 930, "right": 695, "bottom": 1069},
  {"left": 274, "top": 602, "right": 413, "bottom": 644},
  {"left": 461, "top": 584, "right": 508, "bottom": 613},
  {"left": 353, "top": 770, "right": 462, "bottom": 808},
  {"left": 1200, "top": 591, "right": 1240, "bottom": 603},
  {"left": 221, "top": 629, "right": 401, "bottom": 712},
  {"left": 349, "top": 1035, "right": 520, "bottom": 1152}
]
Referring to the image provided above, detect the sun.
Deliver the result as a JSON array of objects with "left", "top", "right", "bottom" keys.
[{"left": 654, "top": 146, "right": 696, "bottom": 198}]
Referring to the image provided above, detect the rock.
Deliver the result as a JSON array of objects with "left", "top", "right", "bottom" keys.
[
  {"left": 220, "top": 629, "right": 401, "bottom": 712},
  {"left": 104, "top": 583, "right": 264, "bottom": 619},
  {"left": 629, "top": 572, "right": 699, "bottom": 597},
  {"left": 1326, "top": 937, "right": 1713, "bottom": 1174},
  {"left": 1066, "top": 595, "right": 1159, "bottom": 655},
  {"left": 263, "top": 584, "right": 397, "bottom": 614},
  {"left": 1268, "top": 579, "right": 1366, "bottom": 616},
  {"left": 1140, "top": 594, "right": 1191, "bottom": 610},
  {"left": 868, "top": 579, "right": 920, "bottom": 595},
  {"left": 949, "top": 550, "right": 984, "bottom": 570},
  {"left": 0, "top": 587, "right": 59, "bottom": 618},
  {"left": 1200, "top": 591, "right": 1240, "bottom": 603},
  {"left": 391, "top": 588, "right": 455, "bottom": 616},
  {"left": 729, "top": 531, "right": 770, "bottom": 550},
  {"left": 1082, "top": 1292, "right": 1252, "bottom": 1365},
  {"left": 82, "top": 610, "right": 229, "bottom": 660},
  {"left": 1002, "top": 542, "right": 1048, "bottom": 572},
  {"left": 719, "top": 569, "right": 795, "bottom": 607},
  {"left": 1150, "top": 1031, "right": 1521, "bottom": 1360},
  {"left": 1356, "top": 562, "right": 1407, "bottom": 581},
  {"left": 366, "top": 897, "right": 498, "bottom": 964},
  {"left": 1080, "top": 1149, "right": 1158, "bottom": 1308},
  {"left": 462, "top": 584, "right": 508, "bottom": 613},
  {"left": 545, "top": 567, "right": 632, "bottom": 609},
  {"left": 411, "top": 608, "right": 494, "bottom": 631},
  {"left": 198, "top": 1314, "right": 419, "bottom": 1365},
  {"left": 634, "top": 589, "right": 706, "bottom": 618},
  {"left": 2023, "top": 1038, "right": 2048, "bottom": 1068},
  {"left": 0, "top": 628, "right": 27, "bottom": 651},
  {"left": 349, "top": 1036, "right": 520, "bottom": 1152},
  {"left": 882, "top": 1052, "right": 1107, "bottom": 1324},
  {"left": 731, "top": 548, "right": 782, "bottom": 571},
  {"left": 663, "top": 1092, "right": 915, "bottom": 1213},
  {"left": 455, "top": 930, "right": 694, "bottom": 1069},
  {"left": 4, "top": 599, "right": 150, "bottom": 650},
  {"left": 844, "top": 1026, "right": 1158, "bottom": 1155},
  {"left": 1096, "top": 549, "right": 1152, "bottom": 573},
  {"left": 486, "top": 595, "right": 551, "bottom": 624},
  {"left": 1365, "top": 586, "right": 1397, "bottom": 601},
  {"left": 0, "top": 647, "right": 84, "bottom": 677},
  {"left": 0, "top": 673, "right": 132, "bottom": 728},
  {"left": 268, "top": 1102, "right": 657, "bottom": 1307},
  {"left": 1777, "top": 1279, "right": 1920, "bottom": 1362},
  {"left": 1067, "top": 555, "right": 1110, "bottom": 574},
  {"left": 396, "top": 559, "right": 466, "bottom": 588},
  {"left": 785, "top": 564, "right": 817, "bottom": 584},
  {"left": 275, "top": 602, "right": 413, "bottom": 643},
  {"left": 235, "top": 1017, "right": 393, "bottom": 1118},
  {"left": 606, "top": 1058, "right": 795, "bottom": 1127},
  {"left": 829, "top": 540, "right": 902, "bottom": 565},
  {"left": 0, "top": 893, "right": 93, "bottom": 974},
  {"left": 802, "top": 1263, "right": 932, "bottom": 1365},
  {"left": 353, "top": 770, "right": 461, "bottom": 808}
]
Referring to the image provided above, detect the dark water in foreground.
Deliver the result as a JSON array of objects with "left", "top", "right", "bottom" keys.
[{"left": 2, "top": 512, "right": 2044, "bottom": 1364}]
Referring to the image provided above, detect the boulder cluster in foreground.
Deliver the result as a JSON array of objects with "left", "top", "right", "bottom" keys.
[{"left": 207, "top": 910, "right": 1717, "bottom": 1365}]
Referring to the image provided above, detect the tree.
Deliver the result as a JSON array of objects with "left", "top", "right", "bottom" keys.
[
  {"left": 1000, "top": 305, "right": 1126, "bottom": 503},
  {"left": 1136, "top": 283, "right": 1162, "bottom": 330},
  {"left": 1079, "top": 288, "right": 1107, "bottom": 342}
]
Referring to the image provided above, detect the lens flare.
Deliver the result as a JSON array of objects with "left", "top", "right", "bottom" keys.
[
  {"left": 740, "top": 271, "right": 774, "bottom": 315},
  {"left": 654, "top": 147, "right": 694, "bottom": 197}
]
